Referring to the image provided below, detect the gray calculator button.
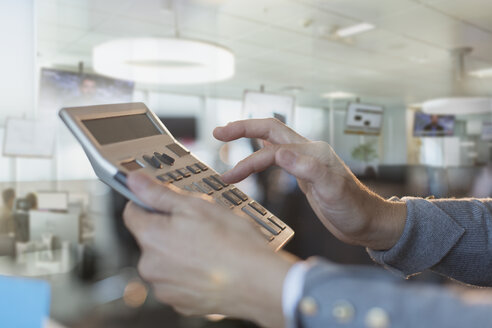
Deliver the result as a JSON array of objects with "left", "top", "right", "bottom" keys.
[
  {"left": 167, "top": 171, "right": 183, "bottom": 181},
  {"left": 157, "top": 174, "right": 173, "bottom": 183},
  {"left": 186, "top": 165, "right": 201, "bottom": 174},
  {"left": 222, "top": 191, "right": 242, "bottom": 205},
  {"left": 184, "top": 185, "right": 194, "bottom": 192},
  {"left": 195, "top": 162, "right": 208, "bottom": 171},
  {"left": 268, "top": 216, "right": 286, "bottom": 230},
  {"left": 249, "top": 201, "right": 267, "bottom": 216},
  {"left": 241, "top": 206, "right": 281, "bottom": 235},
  {"left": 143, "top": 155, "right": 163, "bottom": 169},
  {"left": 193, "top": 181, "right": 214, "bottom": 195},
  {"left": 258, "top": 227, "right": 274, "bottom": 241},
  {"left": 211, "top": 174, "right": 229, "bottom": 187},
  {"left": 176, "top": 168, "right": 192, "bottom": 178},
  {"left": 230, "top": 188, "right": 248, "bottom": 201},
  {"left": 203, "top": 177, "right": 222, "bottom": 191},
  {"left": 154, "top": 152, "right": 175, "bottom": 166},
  {"left": 215, "top": 197, "right": 234, "bottom": 209}
]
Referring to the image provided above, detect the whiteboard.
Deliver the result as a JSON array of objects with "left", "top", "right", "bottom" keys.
[
  {"left": 243, "top": 91, "right": 295, "bottom": 125},
  {"left": 3, "top": 118, "right": 56, "bottom": 158}
]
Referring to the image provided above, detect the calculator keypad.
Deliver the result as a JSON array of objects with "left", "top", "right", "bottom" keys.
[{"left": 131, "top": 151, "right": 285, "bottom": 243}]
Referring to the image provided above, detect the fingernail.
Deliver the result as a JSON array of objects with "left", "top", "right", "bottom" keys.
[
  {"left": 221, "top": 170, "right": 232, "bottom": 181},
  {"left": 279, "top": 149, "right": 297, "bottom": 165}
]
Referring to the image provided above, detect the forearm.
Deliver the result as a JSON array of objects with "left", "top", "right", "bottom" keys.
[
  {"left": 369, "top": 197, "right": 492, "bottom": 286},
  {"left": 297, "top": 258, "right": 492, "bottom": 328}
]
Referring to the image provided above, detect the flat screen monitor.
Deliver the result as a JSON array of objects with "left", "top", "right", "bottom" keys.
[
  {"left": 37, "top": 191, "right": 68, "bottom": 211},
  {"left": 345, "top": 103, "right": 384, "bottom": 135},
  {"left": 481, "top": 122, "right": 492, "bottom": 141},
  {"left": 38, "top": 68, "right": 135, "bottom": 112},
  {"left": 414, "top": 112, "right": 455, "bottom": 137}
]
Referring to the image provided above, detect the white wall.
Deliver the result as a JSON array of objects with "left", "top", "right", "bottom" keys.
[{"left": 0, "top": 0, "right": 35, "bottom": 123}]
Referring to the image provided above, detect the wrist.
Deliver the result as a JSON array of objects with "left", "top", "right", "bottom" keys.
[
  {"left": 366, "top": 197, "right": 407, "bottom": 250},
  {"left": 225, "top": 249, "right": 298, "bottom": 327}
]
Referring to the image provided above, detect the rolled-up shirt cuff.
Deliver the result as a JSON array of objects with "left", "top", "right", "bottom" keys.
[
  {"left": 367, "top": 197, "right": 465, "bottom": 277},
  {"left": 282, "top": 261, "right": 310, "bottom": 328}
]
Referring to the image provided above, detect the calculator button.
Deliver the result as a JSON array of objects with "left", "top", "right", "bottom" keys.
[
  {"left": 203, "top": 177, "right": 222, "bottom": 191},
  {"left": 157, "top": 174, "right": 173, "bottom": 183},
  {"left": 222, "top": 191, "right": 242, "bottom": 205},
  {"left": 258, "top": 227, "right": 274, "bottom": 242},
  {"left": 193, "top": 181, "right": 214, "bottom": 195},
  {"left": 176, "top": 168, "right": 191, "bottom": 178},
  {"left": 230, "top": 188, "right": 248, "bottom": 201},
  {"left": 187, "top": 184, "right": 203, "bottom": 193},
  {"left": 154, "top": 152, "right": 175, "bottom": 166},
  {"left": 195, "top": 162, "right": 208, "bottom": 171},
  {"left": 268, "top": 216, "right": 286, "bottom": 230},
  {"left": 143, "top": 155, "right": 163, "bottom": 169},
  {"left": 241, "top": 206, "right": 281, "bottom": 235},
  {"left": 249, "top": 201, "right": 267, "bottom": 216},
  {"left": 184, "top": 185, "right": 194, "bottom": 192},
  {"left": 211, "top": 174, "right": 229, "bottom": 187},
  {"left": 215, "top": 197, "right": 234, "bottom": 209},
  {"left": 187, "top": 165, "right": 201, "bottom": 174},
  {"left": 167, "top": 171, "right": 183, "bottom": 181},
  {"left": 166, "top": 143, "right": 189, "bottom": 157}
]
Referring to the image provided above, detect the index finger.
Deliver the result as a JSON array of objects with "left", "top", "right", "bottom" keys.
[{"left": 213, "top": 118, "right": 308, "bottom": 145}]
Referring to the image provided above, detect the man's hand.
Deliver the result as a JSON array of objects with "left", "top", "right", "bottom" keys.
[
  {"left": 214, "top": 118, "right": 406, "bottom": 250},
  {"left": 123, "top": 172, "right": 297, "bottom": 327}
]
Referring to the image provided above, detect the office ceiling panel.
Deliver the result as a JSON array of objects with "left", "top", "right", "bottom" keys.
[{"left": 35, "top": 0, "right": 492, "bottom": 108}]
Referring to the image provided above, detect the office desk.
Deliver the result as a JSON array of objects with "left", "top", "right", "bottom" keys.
[{"left": 0, "top": 248, "right": 76, "bottom": 277}]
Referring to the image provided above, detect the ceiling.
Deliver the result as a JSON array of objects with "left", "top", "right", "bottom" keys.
[{"left": 36, "top": 0, "right": 492, "bottom": 108}]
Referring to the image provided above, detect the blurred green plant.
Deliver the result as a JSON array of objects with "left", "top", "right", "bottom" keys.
[{"left": 351, "top": 142, "right": 378, "bottom": 164}]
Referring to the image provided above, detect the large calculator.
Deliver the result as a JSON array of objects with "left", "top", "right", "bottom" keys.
[{"left": 59, "top": 102, "right": 294, "bottom": 250}]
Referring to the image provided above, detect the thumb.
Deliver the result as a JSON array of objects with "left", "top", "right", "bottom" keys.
[{"left": 127, "top": 172, "right": 187, "bottom": 214}]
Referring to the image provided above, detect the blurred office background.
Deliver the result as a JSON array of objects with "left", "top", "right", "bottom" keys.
[{"left": 1, "top": 0, "right": 492, "bottom": 326}]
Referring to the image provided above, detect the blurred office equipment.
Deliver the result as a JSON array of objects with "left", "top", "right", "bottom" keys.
[
  {"left": 344, "top": 102, "right": 384, "bottom": 135},
  {"left": 29, "top": 203, "right": 81, "bottom": 247},
  {"left": 13, "top": 198, "right": 31, "bottom": 242},
  {"left": 37, "top": 191, "right": 69, "bottom": 212},
  {"left": 3, "top": 118, "right": 56, "bottom": 157}
]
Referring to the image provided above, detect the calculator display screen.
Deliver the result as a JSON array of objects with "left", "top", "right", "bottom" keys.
[{"left": 83, "top": 114, "right": 162, "bottom": 145}]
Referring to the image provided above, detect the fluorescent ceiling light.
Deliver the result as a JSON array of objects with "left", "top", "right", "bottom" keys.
[
  {"left": 322, "top": 91, "right": 356, "bottom": 99},
  {"left": 469, "top": 68, "right": 492, "bottom": 78},
  {"left": 335, "top": 23, "right": 375, "bottom": 38},
  {"left": 93, "top": 38, "right": 235, "bottom": 84}
]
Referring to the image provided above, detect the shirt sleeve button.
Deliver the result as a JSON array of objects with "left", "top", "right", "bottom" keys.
[
  {"left": 299, "top": 296, "right": 318, "bottom": 316},
  {"left": 365, "top": 307, "right": 390, "bottom": 328},
  {"left": 332, "top": 300, "right": 355, "bottom": 323}
]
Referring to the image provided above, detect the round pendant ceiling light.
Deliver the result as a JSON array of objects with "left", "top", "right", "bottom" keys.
[{"left": 93, "top": 38, "right": 235, "bottom": 84}]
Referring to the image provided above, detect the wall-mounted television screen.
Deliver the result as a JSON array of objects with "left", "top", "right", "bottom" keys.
[
  {"left": 345, "top": 103, "right": 384, "bottom": 135},
  {"left": 481, "top": 122, "right": 492, "bottom": 141},
  {"left": 413, "top": 112, "right": 455, "bottom": 137},
  {"left": 38, "top": 68, "right": 135, "bottom": 112}
]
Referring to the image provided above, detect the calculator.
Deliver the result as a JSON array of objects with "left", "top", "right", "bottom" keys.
[{"left": 59, "top": 102, "right": 294, "bottom": 250}]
